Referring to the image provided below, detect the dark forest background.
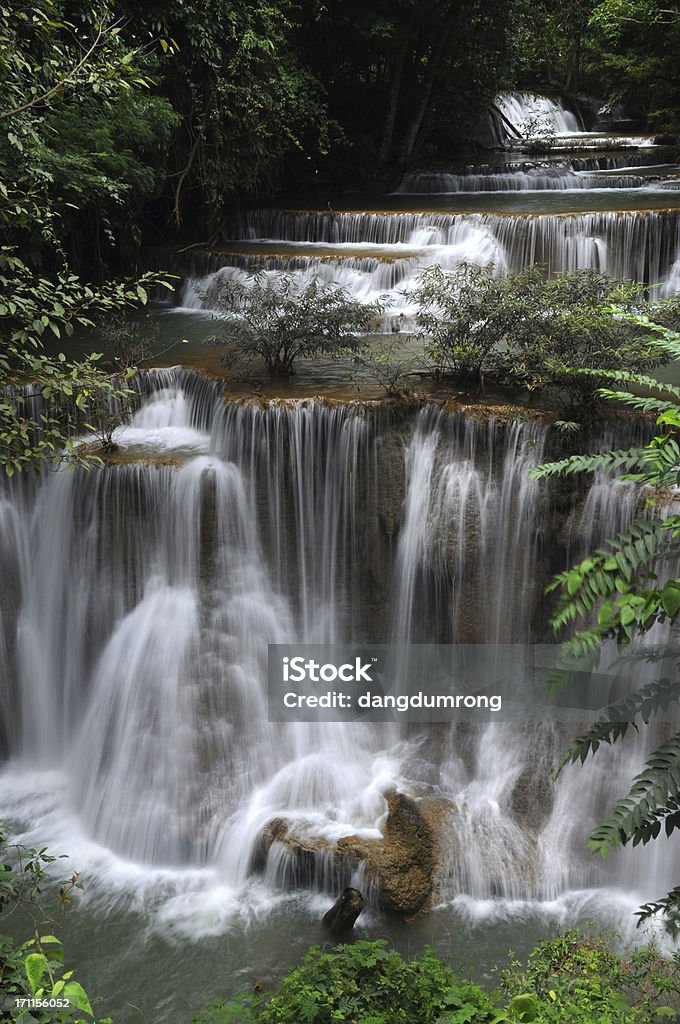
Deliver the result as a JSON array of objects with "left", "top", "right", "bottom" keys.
[{"left": 2, "top": 0, "right": 679, "bottom": 277}]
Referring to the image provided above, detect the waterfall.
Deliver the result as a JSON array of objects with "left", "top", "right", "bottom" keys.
[
  {"left": 396, "top": 167, "right": 585, "bottom": 193},
  {"left": 175, "top": 210, "right": 680, "bottom": 316},
  {"left": 394, "top": 168, "right": 674, "bottom": 194},
  {"left": 2, "top": 372, "right": 678, "bottom": 935},
  {"left": 495, "top": 92, "right": 581, "bottom": 137}
]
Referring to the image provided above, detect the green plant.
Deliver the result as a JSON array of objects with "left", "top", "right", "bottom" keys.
[
  {"left": 207, "top": 272, "right": 382, "bottom": 375},
  {"left": 411, "top": 263, "right": 526, "bottom": 385},
  {"left": 192, "top": 939, "right": 498, "bottom": 1024},
  {"left": 0, "top": 826, "right": 110, "bottom": 1021},
  {"left": 0, "top": 251, "right": 172, "bottom": 472},
  {"left": 500, "top": 931, "right": 680, "bottom": 1023},
  {"left": 192, "top": 935, "right": 680, "bottom": 1024},
  {"left": 344, "top": 337, "right": 421, "bottom": 397},
  {"left": 531, "top": 316, "right": 680, "bottom": 933},
  {"left": 410, "top": 265, "right": 660, "bottom": 412},
  {"left": 0, "top": 1, "right": 176, "bottom": 474}
]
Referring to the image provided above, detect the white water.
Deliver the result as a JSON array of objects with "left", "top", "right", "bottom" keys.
[
  {"left": 178, "top": 208, "right": 680, "bottom": 318},
  {"left": 168, "top": 90, "right": 679, "bottom": 319},
  {"left": 496, "top": 92, "right": 580, "bottom": 138},
  {"left": 0, "top": 370, "right": 677, "bottom": 946}
]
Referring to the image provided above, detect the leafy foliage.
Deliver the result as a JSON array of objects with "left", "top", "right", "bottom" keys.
[
  {"left": 500, "top": 930, "right": 680, "bottom": 1023},
  {"left": 207, "top": 272, "right": 381, "bottom": 375},
  {"left": 0, "top": 827, "right": 109, "bottom": 1022},
  {"left": 0, "top": 1, "right": 178, "bottom": 271},
  {"left": 0, "top": 3, "right": 175, "bottom": 474},
  {"left": 126, "top": 0, "right": 332, "bottom": 222},
  {"left": 410, "top": 265, "right": 662, "bottom": 412},
  {"left": 345, "top": 337, "right": 421, "bottom": 397},
  {"left": 193, "top": 935, "right": 680, "bottom": 1024},
  {"left": 514, "top": 0, "right": 680, "bottom": 138},
  {"left": 192, "top": 939, "right": 499, "bottom": 1024},
  {"left": 536, "top": 317, "right": 680, "bottom": 931},
  {"left": 412, "top": 263, "right": 530, "bottom": 385},
  {"left": 0, "top": 251, "right": 171, "bottom": 473}
]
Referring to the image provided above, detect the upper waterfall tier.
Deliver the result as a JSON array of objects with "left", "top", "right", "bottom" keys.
[
  {"left": 395, "top": 164, "right": 680, "bottom": 194},
  {"left": 170, "top": 209, "right": 680, "bottom": 309},
  {"left": 495, "top": 92, "right": 580, "bottom": 137}
]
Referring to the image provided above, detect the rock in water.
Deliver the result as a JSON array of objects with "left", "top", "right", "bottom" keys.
[{"left": 321, "top": 887, "right": 365, "bottom": 934}]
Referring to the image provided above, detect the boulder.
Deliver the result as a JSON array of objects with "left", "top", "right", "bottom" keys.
[
  {"left": 336, "top": 791, "right": 442, "bottom": 917},
  {"left": 510, "top": 758, "right": 555, "bottom": 832},
  {"left": 256, "top": 791, "right": 447, "bottom": 918}
]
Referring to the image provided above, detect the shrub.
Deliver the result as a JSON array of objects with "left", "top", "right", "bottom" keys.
[
  {"left": 192, "top": 939, "right": 497, "bottom": 1024},
  {"left": 194, "top": 934, "right": 680, "bottom": 1024},
  {"left": 501, "top": 930, "right": 680, "bottom": 1023},
  {"left": 208, "top": 272, "right": 382, "bottom": 375},
  {"left": 410, "top": 264, "right": 665, "bottom": 415}
]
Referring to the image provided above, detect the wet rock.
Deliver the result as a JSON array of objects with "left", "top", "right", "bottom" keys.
[
  {"left": 373, "top": 431, "right": 404, "bottom": 538},
  {"left": 510, "top": 758, "right": 555, "bottom": 832},
  {"left": 336, "top": 791, "right": 442, "bottom": 917},
  {"left": 378, "top": 792, "right": 437, "bottom": 914},
  {"left": 249, "top": 817, "right": 287, "bottom": 872},
  {"left": 253, "top": 818, "right": 333, "bottom": 888},
  {"left": 321, "top": 887, "right": 365, "bottom": 934},
  {"left": 255, "top": 792, "right": 448, "bottom": 917}
]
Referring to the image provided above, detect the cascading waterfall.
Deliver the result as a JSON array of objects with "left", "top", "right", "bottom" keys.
[
  {"left": 151, "top": 90, "right": 680, "bottom": 328},
  {"left": 395, "top": 168, "right": 601, "bottom": 193},
  {"left": 175, "top": 209, "right": 680, "bottom": 316},
  {"left": 232, "top": 210, "right": 680, "bottom": 277},
  {"left": 495, "top": 92, "right": 581, "bottom": 137},
  {"left": 1, "top": 368, "right": 678, "bottom": 938}
]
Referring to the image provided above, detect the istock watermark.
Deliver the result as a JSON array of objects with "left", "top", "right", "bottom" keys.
[{"left": 267, "top": 644, "right": 651, "bottom": 724}]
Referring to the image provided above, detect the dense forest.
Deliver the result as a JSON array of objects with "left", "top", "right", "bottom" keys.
[{"left": 2, "top": 0, "right": 680, "bottom": 273}]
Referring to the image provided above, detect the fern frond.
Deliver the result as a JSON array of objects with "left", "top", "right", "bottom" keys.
[
  {"left": 596, "top": 390, "right": 680, "bottom": 417},
  {"left": 557, "top": 676, "right": 680, "bottom": 774},
  {"left": 636, "top": 887, "right": 680, "bottom": 934},
  {"left": 615, "top": 644, "right": 680, "bottom": 665},
  {"left": 529, "top": 448, "right": 650, "bottom": 481},
  {"left": 548, "top": 519, "right": 680, "bottom": 635},
  {"left": 632, "top": 437, "right": 680, "bottom": 487},
  {"left": 589, "top": 730, "right": 680, "bottom": 855},
  {"left": 570, "top": 366, "right": 680, "bottom": 400}
]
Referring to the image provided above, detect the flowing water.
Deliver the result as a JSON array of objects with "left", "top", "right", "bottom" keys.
[
  {"left": 170, "top": 94, "right": 680, "bottom": 319},
  {"left": 3, "top": 94, "right": 680, "bottom": 1022}
]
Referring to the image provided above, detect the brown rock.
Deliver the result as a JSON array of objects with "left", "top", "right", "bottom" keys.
[{"left": 255, "top": 792, "right": 448, "bottom": 918}]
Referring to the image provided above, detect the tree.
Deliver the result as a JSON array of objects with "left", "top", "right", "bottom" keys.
[
  {"left": 412, "top": 263, "right": 531, "bottom": 385},
  {"left": 208, "top": 273, "right": 381, "bottom": 375},
  {"left": 588, "top": 0, "right": 680, "bottom": 135},
  {"left": 122, "top": 0, "right": 331, "bottom": 229},
  {"left": 515, "top": 0, "right": 680, "bottom": 136},
  {"left": 0, "top": 2, "right": 173, "bottom": 475},
  {"left": 531, "top": 316, "right": 680, "bottom": 933},
  {"left": 0, "top": 1, "right": 178, "bottom": 273},
  {"left": 294, "top": 0, "right": 528, "bottom": 178}
]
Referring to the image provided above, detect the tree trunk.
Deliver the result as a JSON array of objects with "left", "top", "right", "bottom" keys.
[
  {"left": 378, "top": 39, "right": 408, "bottom": 168},
  {"left": 321, "top": 888, "right": 365, "bottom": 934},
  {"left": 398, "top": 14, "right": 457, "bottom": 168}
]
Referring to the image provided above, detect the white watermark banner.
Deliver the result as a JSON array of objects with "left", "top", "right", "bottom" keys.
[{"left": 266, "top": 643, "right": 660, "bottom": 724}]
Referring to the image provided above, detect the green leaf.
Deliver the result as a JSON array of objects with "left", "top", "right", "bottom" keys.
[
  {"left": 661, "top": 583, "right": 680, "bottom": 618},
  {"left": 63, "top": 980, "right": 93, "bottom": 1017},
  {"left": 507, "top": 993, "right": 539, "bottom": 1022},
  {"left": 25, "top": 952, "right": 48, "bottom": 994}
]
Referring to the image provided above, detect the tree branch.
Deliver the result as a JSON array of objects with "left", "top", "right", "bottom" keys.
[{"left": 1, "top": 24, "right": 106, "bottom": 120}]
